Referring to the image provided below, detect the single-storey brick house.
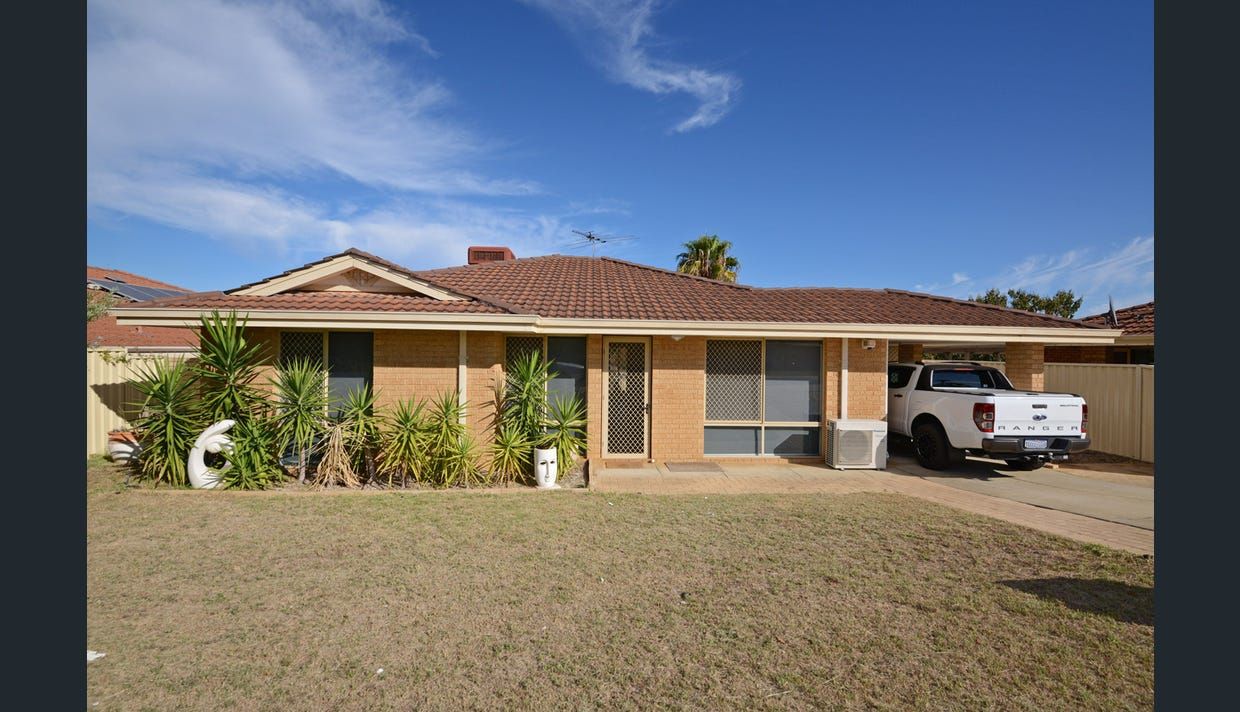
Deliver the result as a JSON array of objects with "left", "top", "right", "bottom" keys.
[{"left": 113, "top": 248, "right": 1118, "bottom": 466}]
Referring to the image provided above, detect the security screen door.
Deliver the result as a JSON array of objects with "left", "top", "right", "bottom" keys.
[{"left": 604, "top": 338, "right": 650, "bottom": 457}]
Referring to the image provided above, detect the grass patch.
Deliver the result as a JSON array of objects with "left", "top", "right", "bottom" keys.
[{"left": 87, "top": 463, "right": 1152, "bottom": 709}]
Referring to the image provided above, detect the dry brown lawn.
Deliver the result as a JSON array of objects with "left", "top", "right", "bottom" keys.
[{"left": 87, "top": 463, "right": 1153, "bottom": 710}]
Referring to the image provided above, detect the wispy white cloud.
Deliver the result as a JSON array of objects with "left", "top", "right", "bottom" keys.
[
  {"left": 917, "top": 236, "right": 1154, "bottom": 317},
  {"left": 88, "top": 0, "right": 593, "bottom": 266},
  {"left": 521, "top": 0, "right": 740, "bottom": 132}
]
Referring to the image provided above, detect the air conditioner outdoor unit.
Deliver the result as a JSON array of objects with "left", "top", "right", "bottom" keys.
[{"left": 826, "top": 419, "right": 888, "bottom": 470}]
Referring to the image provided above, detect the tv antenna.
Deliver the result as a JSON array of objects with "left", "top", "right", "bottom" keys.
[{"left": 564, "top": 230, "right": 639, "bottom": 257}]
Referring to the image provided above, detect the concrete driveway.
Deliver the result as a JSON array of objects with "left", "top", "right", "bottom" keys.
[{"left": 886, "top": 442, "right": 1154, "bottom": 531}]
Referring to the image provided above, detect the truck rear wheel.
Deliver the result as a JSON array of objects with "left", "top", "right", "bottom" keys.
[{"left": 912, "top": 422, "right": 961, "bottom": 470}]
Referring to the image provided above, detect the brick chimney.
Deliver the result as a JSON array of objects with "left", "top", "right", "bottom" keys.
[{"left": 467, "top": 246, "right": 516, "bottom": 265}]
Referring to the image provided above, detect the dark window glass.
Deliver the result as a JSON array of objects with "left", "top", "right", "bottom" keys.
[
  {"left": 888, "top": 365, "right": 916, "bottom": 389},
  {"left": 1130, "top": 348, "right": 1154, "bottom": 365},
  {"left": 930, "top": 368, "right": 1011, "bottom": 389},
  {"left": 764, "top": 427, "right": 821, "bottom": 456},
  {"left": 547, "top": 337, "right": 587, "bottom": 407},
  {"left": 764, "top": 341, "right": 821, "bottom": 422},
  {"left": 327, "top": 332, "right": 373, "bottom": 417},
  {"left": 704, "top": 426, "right": 760, "bottom": 455}
]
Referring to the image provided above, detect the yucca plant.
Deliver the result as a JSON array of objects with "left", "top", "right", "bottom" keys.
[
  {"left": 193, "top": 310, "right": 269, "bottom": 423},
  {"left": 338, "top": 384, "right": 382, "bottom": 483},
  {"left": 543, "top": 394, "right": 587, "bottom": 476},
  {"left": 489, "top": 421, "right": 532, "bottom": 486},
  {"left": 220, "top": 411, "right": 284, "bottom": 490},
  {"left": 271, "top": 357, "right": 329, "bottom": 483},
  {"left": 313, "top": 422, "right": 361, "bottom": 489},
  {"left": 377, "top": 399, "right": 429, "bottom": 487},
  {"left": 424, "top": 391, "right": 467, "bottom": 487},
  {"left": 129, "top": 358, "right": 200, "bottom": 487},
  {"left": 440, "top": 431, "right": 483, "bottom": 488},
  {"left": 502, "top": 350, "right": 554, "bottom": 444}
]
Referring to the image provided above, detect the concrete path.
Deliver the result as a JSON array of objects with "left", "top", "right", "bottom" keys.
[{"left": 592, "top": 460, "right": 1154, "bottom": 556}]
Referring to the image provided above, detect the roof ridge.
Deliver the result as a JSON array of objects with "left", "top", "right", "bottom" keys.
[
  {"left": 883, "top": 288, "right": 1103, "bottom": 328},
  {"left": 599, "top": 256, "right": 753, "bottom": 290}
]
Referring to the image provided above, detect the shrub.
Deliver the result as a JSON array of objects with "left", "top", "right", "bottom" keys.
[
  {"left": 271, "top": 357, "right": 329, "bottom": 483},
  {"left": 543, "top": 394, "right": 587, "bottom": 476},
  {"left": 338, "top": 385, "right": 381, "bottom": 483},
  {"left": 377, "top": 399, "right": 428, "bottom": 487},
  {"left": 313, "top": 423, "right": 361, "bottom": 489},
  {"left": 220, "top": 412, "right": 284, "bottom": 490},
  {"left": 489, "top": 421, "right": 532, "bottom": 486},
  {"left": 130, "top": 358, "right": 200, "bottom": 487},
  {"left": 423, "top": 391, "right": 468, "bottom": 487},
  {"left": 193, "top": 311, "right": 268, "bottom": 423},
  {"left": 502, "top": 350, "right": 553, "bottom": 445}
]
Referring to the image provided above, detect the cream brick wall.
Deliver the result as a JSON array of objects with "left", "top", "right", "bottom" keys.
[
  {"left": 650, "top": 336, "right": 705, "bottom": 461},
  {"left": 586, "top": 334, "right": 603, "bottom": 461},
  {"left": 373, "top": 330, "right": 459, "bottom": 408},
  {"left": 245, "top": 327, "right": 280, "bottom": 392},
  {"left": 1005, "top": 342, "right": 1045, "bottom": 391},
  {"left": 847, "top": 338, "right": 888, "bottom": 420},
  {"left": 897, "top": 343, "right": 923, "bottom": 363},
  {"left": 465, "top": 332, "right": 504, "bottom": 443}
]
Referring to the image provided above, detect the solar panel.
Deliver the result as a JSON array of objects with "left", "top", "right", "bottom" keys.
[{"left": 88, "top": 279, "right": 187, "bottom": 302}]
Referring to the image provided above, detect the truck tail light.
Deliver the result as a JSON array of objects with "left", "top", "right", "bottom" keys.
[
  {"left": 973, "top": 403, "right": 995, "bottom": 433},
  {"left": 1081, "top": 403, "right": 1088, "bottom": 434}
]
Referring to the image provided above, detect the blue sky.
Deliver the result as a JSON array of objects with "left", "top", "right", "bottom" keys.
[{"left": 87, "top": 0, "right": 1152, "bottom": 317}]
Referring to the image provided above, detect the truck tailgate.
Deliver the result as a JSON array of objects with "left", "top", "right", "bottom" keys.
[{"left": 990, "top": 392, "right": 1084, "bottom": 437}]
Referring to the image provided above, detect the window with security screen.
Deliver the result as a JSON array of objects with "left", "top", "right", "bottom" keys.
[
  {"left": 279, "top": 331, "right": 325, "bottom": 367},
  {"left": 505, "top": 336, "right": 544, "bottom": 370},
  {"left": 704, "top": 339, "right": 821, "bottom": 456}
]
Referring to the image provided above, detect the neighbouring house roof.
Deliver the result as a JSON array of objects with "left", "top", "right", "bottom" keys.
[
  {"left": 88, "top": 265, "right": 199, "bottom": 349},
  {"left": 1080, "top": 300, "right": 1154, "bottom": 335},
  {"left": 114, "top": 248, "right": 1119, "bottom": 344}
]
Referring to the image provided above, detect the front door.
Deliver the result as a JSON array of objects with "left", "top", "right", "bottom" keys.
[
  {"left": 327, "top": 331, "right": 373, "bottom": 416},
  {"left": 604, "top": 338, "right": 650, "bottom": 458}
]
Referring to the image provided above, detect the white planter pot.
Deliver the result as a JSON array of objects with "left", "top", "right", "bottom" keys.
[
  {"left": 106, "top": 439, "right": 140, "bottom": 464},
  {"left": 533, "top": 447, "right": 559, "bottom": 489}
]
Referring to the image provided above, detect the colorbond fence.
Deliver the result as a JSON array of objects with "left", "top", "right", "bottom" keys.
[
  {"left": 1045, "top": 364, "right": 1154, "bottom": 462},
  {"left": 86, "top": 349, "right": 191, "bottom": 456}
]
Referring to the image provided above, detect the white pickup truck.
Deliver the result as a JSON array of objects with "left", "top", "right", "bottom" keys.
[{"left": 887, "top": 362, "right": 1090, "bottom": 470}]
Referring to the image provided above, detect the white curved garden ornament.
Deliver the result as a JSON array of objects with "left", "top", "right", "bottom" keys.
[{"left": 188, "top": 419, "right": 235, "bottom": 489}]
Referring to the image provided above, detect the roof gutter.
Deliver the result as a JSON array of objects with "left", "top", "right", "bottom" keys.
[{"left": 112, "top": 308, "right": 1123, "bottom": 345}]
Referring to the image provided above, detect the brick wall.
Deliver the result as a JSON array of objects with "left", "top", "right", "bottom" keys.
[
  {"left": 245, "top": 327, "right": 280, "bottom": 392},
  {"left": 650, "top": 336, "right": 705, "bottom": 461},
  {"left": 1005, "top": 342, "right": 1045, "bottom": 391},
  {"left": 847, "top": 338, "right": 888, "bottom": 420},
  {"left": 465, "top": 332, "right": 504, "bottom": 442},
  {"left": 586, "top": 334, "right": 603, "bottom": 461},
  {"left": 1045, "top": 345, "right": 1108, "bottom": 364},
  {"left": 896, "top": 343, "right": 923, "bottom": 363},
  {"left": 373, "top": 330, "right": 459, "bottom": 408}
]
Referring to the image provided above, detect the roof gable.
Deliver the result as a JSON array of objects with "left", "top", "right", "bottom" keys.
[{"left": 230, "top": 249, "right": 465, "bottom": 301}]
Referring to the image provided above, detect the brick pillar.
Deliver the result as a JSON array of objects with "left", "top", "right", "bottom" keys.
[
  {"left": 586, "top": 334, "right": 603, "bottom": 462},
  {"left": 897, "top": 343, "right": 923, "bottom": 363},
  {"left": 1005, "top": 342, "right": 1045, "bottom": 391}
]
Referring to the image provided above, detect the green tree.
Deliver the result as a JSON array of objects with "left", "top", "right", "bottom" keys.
[
  {"left": 676, "top": 234, "right": 740, "bottom": 283},
  {"left": 88, "top": 291, "right": 118, "bottom": 322},
  {"left": 969, "top": 288, "right": 1082, "bottom": 319}
]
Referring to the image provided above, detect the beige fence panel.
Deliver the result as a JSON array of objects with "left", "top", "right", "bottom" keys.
[
  {"left": 86, "top": 349, "right": 190, "bottom": 456},
  {"left": 1044, "top": 364, "right": 1154, "bottom": 462}
]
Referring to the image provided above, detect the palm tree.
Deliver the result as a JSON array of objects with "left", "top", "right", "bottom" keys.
[{"left": 675, "top": 234, "right": 740, "bottom": 283}]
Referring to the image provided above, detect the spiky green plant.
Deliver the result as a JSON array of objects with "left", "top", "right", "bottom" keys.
[
  {"left": 502, "top": 350, "right": 554, "bottom": 444},
  {"left": 129, "top": 358, "right": 200, "bottom": 487},
  {"left": 338, "top": 384, "right": 382, "bottom": 483},
  {"left": 543, "top": 394, "right": 587, "bottom": 476},
  {"left": 271, "top": 357, "right": 329, "bottom": 483},
  {"left": 377, "top": 399, "right": 429, "bottom": 487},
  {"left": 489, "top": 421, "right": 532, "bottom": 486},
  {"left": 193, "top": 311, "right": 269, "bottom": 423},
  {"left": 424, "top": 391, "right": 467, "bottom": 487},
  {"left": 442, "top": 431, "right": 484, "bottom": 488},
  {"left": 219, "top": 412, "right": 284, "bottom": 490}
]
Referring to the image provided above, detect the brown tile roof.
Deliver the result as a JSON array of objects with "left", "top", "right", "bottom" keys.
[
  {"left": 121, "top": 291, "right": 508, "bottom": 314},
  {"left": 414, "top": 255, "right": 1098, "bottom": 328},
  {"left": 227, "top": 248, "right": 453, "bottom": 294},
  {"left": 88, "top": 315, "right": 200, "bottom": 349},
  {"left": 120, "top": 249, "right": 1106, "bottom": 330},
  {"left": 1080, "top": 300, "right": 1154, "bottom": 334},
  {"left": 87, "top": 266, "right": 189, "bottom": 292}
]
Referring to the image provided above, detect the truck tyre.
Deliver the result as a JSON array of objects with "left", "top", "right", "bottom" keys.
[
  {"left": 1005, "top": 459, "right": 1045, "bottom": 471},
  {"left": 912, "top": 422, "right": 959, "bottom": 470}
]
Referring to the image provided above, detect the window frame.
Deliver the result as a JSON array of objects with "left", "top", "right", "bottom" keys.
[
  {"left": 278, "top": 329, "right": 375, "bottom": 415},
  {"left": 703, "top": 337, "right": 823, "bottom": 457}
]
